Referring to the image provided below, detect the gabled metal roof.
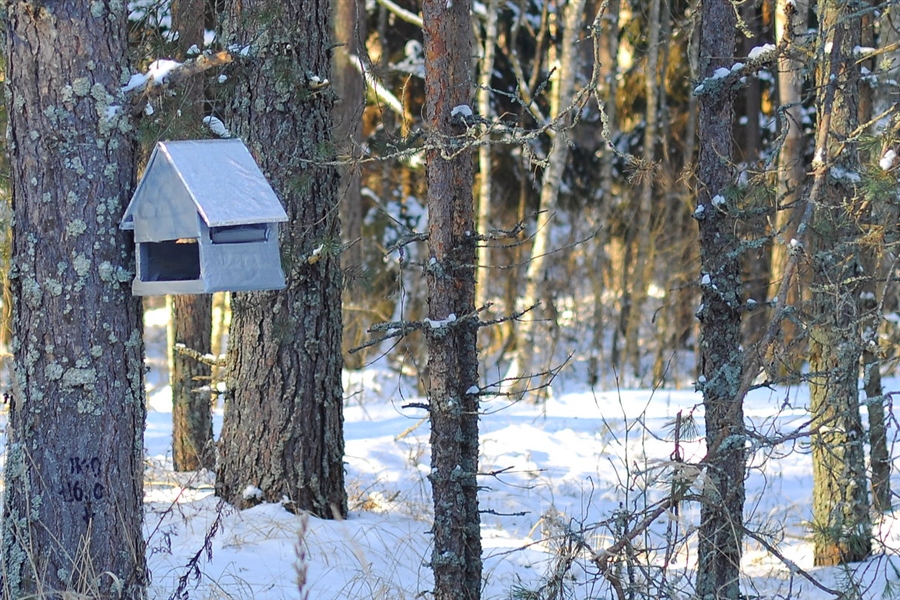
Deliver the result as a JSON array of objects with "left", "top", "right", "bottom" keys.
[{"left": 121, "top": 139, "right": 288, "bottom": 231}]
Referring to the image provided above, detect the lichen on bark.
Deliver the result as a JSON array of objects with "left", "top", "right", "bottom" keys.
[{"left": 1, "top": 1, "right": 147, "bottom": 596}]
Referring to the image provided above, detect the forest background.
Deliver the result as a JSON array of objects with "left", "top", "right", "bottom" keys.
[{"left": 1, "top": 0, "right": 900, "bottom": 598}]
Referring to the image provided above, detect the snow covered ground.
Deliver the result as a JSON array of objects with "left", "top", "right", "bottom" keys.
[{"left": 136, "top": 307, "right": 900, "bottom": 599}]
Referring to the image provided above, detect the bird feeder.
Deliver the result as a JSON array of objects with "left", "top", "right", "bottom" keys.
[{"left": 120, "top": 139, "right": 288, "bottom": 295}]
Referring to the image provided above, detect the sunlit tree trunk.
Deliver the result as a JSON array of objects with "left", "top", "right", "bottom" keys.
[
  {"left": 695, "top": 0, "right": 744, "bottom": 596},
  {"left": 475, "top": 0, "right": 500, "bottom": 313},
  {"left": 215, "top": 0, "right": 347, "bottom": 518},
  {"left": 507, "top": 0, "right": 587, "bottom": 395},
  {"left": 422, "top": 0, "right": 481, "bottom": 595},
  {"left": 808, "top": 0, "right": 871, "bottom": 565},
  {"left": 588, "top": 0, "right": 620, "bottom": 386},
  {"left": 2, "top": 2, "right": 146, "bottom": 596},
  {"left": 771, "top": 0, "right": 809, "bottom": 371},
  {"left": 623, "top": 0, "right": 661, "bottom": 379}
]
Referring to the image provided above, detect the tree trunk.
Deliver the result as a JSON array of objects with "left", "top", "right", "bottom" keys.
[
  {"left": 738, "top": 3, "right": 769, "bottom": 351},
  {"left": 864, "top": 345, "right": 890, "bottom": 513},
  {"left": 169, "top": 0, "right": 215, "bottom": 473},
  {"left": 475, "top": 0, "right": 500, "bottom": 313},
  {"left": 215, "top": 0, "right": 347, "bottom": 519},
  {"left": 2, "top": 2, "right": 146, "bottom": 597},
  {"left": 695, "top": 0, "right": 745, "bottom": 597},
  {"left": 624, "top": 0, "right": 661, "bottom": 379},
  {"left": 422, "top": 0, "right": 482, "bottom": 596},
  {"left": 771, "top": 0, "right": 809, "bottom": 372},
  {"left": 333, "top": 0, "right": 369, "bottom": 370},
  {"left": 588, "top": 0, "right": 620, "bottom": 386},
  {"left": 809, "top": 0, "right": 871, "bottom": 566},
  {"left": 506, "top": 0, "right": 587, "bottom": 396},
  {"left": 169, "top": 295, "right": 214, "bottom": 470},
  {"left": 857, "top": 1, "right": 891, "bottom": 514}
]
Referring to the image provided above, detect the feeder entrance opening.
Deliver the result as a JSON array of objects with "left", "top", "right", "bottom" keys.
[
  {"left": 141, "top": 239, "right": 201, "bottom": 282},
  {"left": 210, "top": 223, "right": 268, "bottom": 244}
]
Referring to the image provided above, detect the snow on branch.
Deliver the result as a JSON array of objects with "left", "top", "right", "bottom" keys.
[
  {"left": 124, "top": 50, "right": 234, "bottom": 116},
  {"left": 173, "top": 343, "right": 227, "bottom": 368},
  {"left": 350, "top": 304, "right": 497, "bottom": 355},
  {"left": 693, "top": 43, "right": 777, "bottom": 98}
]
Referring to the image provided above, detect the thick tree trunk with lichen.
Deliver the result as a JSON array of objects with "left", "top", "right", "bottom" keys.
[
  {"left": 694, "top": 0, "right": 745, "bottom": 597},
  {"left": 215, "top": 0, "right": 346, "bottom": 518},
  {"left": 1, "top": 2, "right": 147, "bottom": 597},
  {"left": 169, "top": 0, "right": 215, "bottom": 473},
  {"left": 809, "top": 0, "right": 871, "bottom": 565},
  {"left": 422, "top": 0, "right": 482, "bottom": 596}
]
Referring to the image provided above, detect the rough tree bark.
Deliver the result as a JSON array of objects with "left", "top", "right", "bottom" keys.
[
  {"left": 1, "top": 2, "right": 147, "bottom": 597},
  {"left": 421, "top": 0, "right": 482, "bottom": 596},
  {"left": 809, "top": 0, "right": 872, "bottom": 565},
  {"left": 215, "top": 0, "right": 347, "bottom": 518},
  {"left": 694, "top": 0, "right": 745, "bottom": 597},
  {"left": 169, "top": 0, "right": 215, "bottom": 472}
]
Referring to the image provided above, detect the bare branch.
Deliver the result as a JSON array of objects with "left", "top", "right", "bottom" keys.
[
  {"left": 375, "top": 0, "right": 423, "bottom": 27},
  {"left": 127, "top": 51, "right": 234, "bottom": 116},
  {"left": 742, "top": 527, "right": 844, "bottom": 598},
  {"left": 173, "top": 343, "right": 227, "bottom": 368}
]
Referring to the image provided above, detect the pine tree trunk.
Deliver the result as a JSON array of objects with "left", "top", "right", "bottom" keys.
[
  {"left": 169, "top": 0, "right": 215, "bottom": 473},
  {"left": 215, "top": 0, "right": 346, "bottom": 518},
  {"left": 422, "top": 0, "right": 482, "bottom": 596},
  {"left": 695, "top": 0, "right": 745, "bottom": 597},
  {"left": 809, "top": 0, "right": 871, "bottom": 565},
  {"left": 2, "top": 3, "right": 146, "bottom": 596}
]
